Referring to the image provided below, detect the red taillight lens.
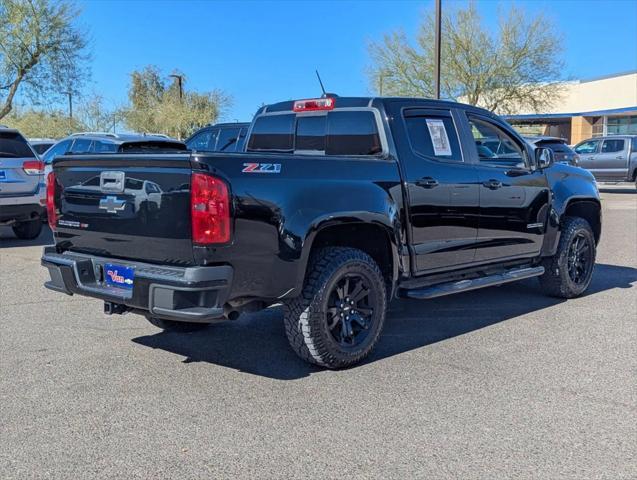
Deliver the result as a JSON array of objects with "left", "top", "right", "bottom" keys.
[
  {"left": 23, "top": 160, "right": 44, "bottom": 175},
  {"left": 293, "top": 97, "right": 335, "bottom": 112},
  {"left": 191, "top": 173, "right": 230, "bottom": 245},
  {"left": 46, "top": 172, "right": 57, "bottom": 230}
]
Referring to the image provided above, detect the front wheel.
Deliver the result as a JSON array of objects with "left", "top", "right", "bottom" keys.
[
  {"left": 284, "top": 247, "right": 387, "bottom": 369},
  {"left": 539, "top": 216, "right": 596, "bottom": 298},
  {"left": 12, "top": 219, "right": 42, "bottom": 239}
]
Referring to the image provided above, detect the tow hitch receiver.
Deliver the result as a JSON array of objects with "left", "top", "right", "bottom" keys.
[{"left": 104, "top": 301, "right": 128, "bottom": 315}]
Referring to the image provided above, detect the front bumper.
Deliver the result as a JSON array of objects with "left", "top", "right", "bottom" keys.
[{"left": 41, "top": 247, "right": 233, "bottom": 323}]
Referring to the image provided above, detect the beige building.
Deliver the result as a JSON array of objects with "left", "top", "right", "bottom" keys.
[{"left": 504, "top": 71, "right": 637, "bottom": 144}]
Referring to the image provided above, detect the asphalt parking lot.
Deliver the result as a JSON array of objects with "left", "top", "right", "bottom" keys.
[{"left": 1, "top": 186, "right": 635, "bottom": 479}]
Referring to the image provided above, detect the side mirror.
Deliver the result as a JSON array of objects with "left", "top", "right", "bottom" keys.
[{"left": 536, "top": 147, "right": 554, "bottom": 168}]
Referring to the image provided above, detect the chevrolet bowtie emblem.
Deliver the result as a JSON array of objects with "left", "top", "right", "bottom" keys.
[{"left": 99, "top": 196, "right": 126, "bottom": 213}]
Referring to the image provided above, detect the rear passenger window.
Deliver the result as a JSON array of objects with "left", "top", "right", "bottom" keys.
[
  {"left": 601, "top": 139, "right": 624, "bottom": 153},
  {"left": 248, "top": 114, "right": 295, "bottom": 152},
  {"left": 326, "top": 111, "right": 381, "bottom": 156},
  {"left": 91, "top": 141, "right": 118, "bottom": 153},
  {"left": 405, "top": 115, "right": 462, "bottom": 162},
  {"left": 69, "top": 138, "right": 92, "bottom": 154},
  {"left": 187, "top": 130, "right": 213, "bottom": 151},
  {"left": 216, "top": 127, "right": 241, "bottom": 152}
]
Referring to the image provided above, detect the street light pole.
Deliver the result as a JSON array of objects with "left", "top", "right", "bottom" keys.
[
  {"left": 169, "top": 74, "right": 184, "bottom": 102},
  {"left": 434, "top": 0, "right": 442, "bottom": 100}
]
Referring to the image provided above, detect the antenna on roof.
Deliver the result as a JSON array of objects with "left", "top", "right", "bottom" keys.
[{"left": 315, "top": 70, "right": 327, "bottom": 97}]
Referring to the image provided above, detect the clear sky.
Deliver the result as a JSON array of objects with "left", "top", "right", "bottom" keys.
[{"left": 75, "top": 0, "right": 637, "bottom": 121}]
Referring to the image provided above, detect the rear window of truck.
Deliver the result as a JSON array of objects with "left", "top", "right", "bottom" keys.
[
  {"left": 0, "top": 131, "right": 34, "bottom": 158},
  {"left": 537, "top": 141, "right": 574, "bottom": 154},
  {"left": 247, "top": 111, "right": 382, "bottom": 156}
]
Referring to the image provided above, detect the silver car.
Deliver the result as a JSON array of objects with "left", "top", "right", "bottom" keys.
[
  {"left": 0, "top": 127, "right": 45, "bottom": 239},
  {"left": 573, "top": 135, "right": 637, "bottom": 189}
]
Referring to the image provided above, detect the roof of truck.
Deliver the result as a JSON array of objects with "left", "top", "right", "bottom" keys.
[
  {"left": 62, "top": 132, "right": 183, "bottom": 145},
  {"left": 258, "top": 96, "right": 499, "bottom": 119}
]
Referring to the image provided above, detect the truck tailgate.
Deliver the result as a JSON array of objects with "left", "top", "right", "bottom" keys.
[{"left": 52, "top": 154, "right": 195, "bottom": 265}]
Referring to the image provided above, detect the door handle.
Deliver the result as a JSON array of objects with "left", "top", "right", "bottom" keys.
[
  {"left": 483, "top": 179, "right": 503, "bottom": 190},
  {"left": 416, "top": 177, "right": 439, "bottom": 188},
  {"left": 616, "top": 156, "right": 624, "bottom": 160}
]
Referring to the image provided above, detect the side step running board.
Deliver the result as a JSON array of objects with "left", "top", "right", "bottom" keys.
[{"left": 402, "top": 266, "right": 545, "bottom": 300}]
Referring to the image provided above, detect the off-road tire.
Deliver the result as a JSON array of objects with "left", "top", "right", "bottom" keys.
[
  {"left": 145, "top": 316, "right": 210, "bottom": 332},
  {"left": 12, "top": 219, "right": 42, "bottom": 240},
  {"left": 283, "top": 247, "right": 387, "bottom": 369},
  {"left": 539, "top": 216, "right": 596, "bottom": 298}
]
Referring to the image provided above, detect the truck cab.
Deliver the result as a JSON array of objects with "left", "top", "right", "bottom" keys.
[{"left": 573, "top": 135, "right": 637, "bottom": 188}]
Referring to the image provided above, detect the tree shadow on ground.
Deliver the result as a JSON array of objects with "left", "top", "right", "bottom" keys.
[{"left": 132, "top": 263, "right": 637, "bottom": 380}]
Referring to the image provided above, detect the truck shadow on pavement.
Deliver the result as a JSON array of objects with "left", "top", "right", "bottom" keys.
[{"left": 132, "top": 263, "right": 637, "bottom": 380}]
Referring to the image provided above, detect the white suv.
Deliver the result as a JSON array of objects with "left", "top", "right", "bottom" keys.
[{"left": 0, "top": 127, "right": 45, "bottom": 239}]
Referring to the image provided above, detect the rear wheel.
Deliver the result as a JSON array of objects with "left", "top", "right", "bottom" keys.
[
  {"left": 284, "top": 247, "right": 387, "bottom": 369},
  {"left": 539, "top": 216, "right": 596, "bottom": 298},
  {"left": 12, "top": 219, "right": 42, "bottom": 240},
  {"left": 145, "top": 316, "right": 210, "bottom": 332}
]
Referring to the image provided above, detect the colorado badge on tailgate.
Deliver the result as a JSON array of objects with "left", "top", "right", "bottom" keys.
[{"left": 104, "top": 264, "right": 135, "bottom": 289}]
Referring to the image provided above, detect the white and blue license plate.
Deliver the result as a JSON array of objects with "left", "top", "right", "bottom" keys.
[{"left": 104, "top": 264, "right": 135, "bottom": 289}]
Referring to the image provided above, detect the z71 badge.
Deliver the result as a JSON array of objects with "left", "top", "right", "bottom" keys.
[{"left": 242, "top": 163, "right": 281, "bottom": 174}]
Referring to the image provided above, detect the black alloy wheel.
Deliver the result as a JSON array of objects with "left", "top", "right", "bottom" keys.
[
  {"left": 326, "top": 274, "right": 376, "bottom": 348},
  {"left": 566, "top": 232, "right": 592, "bottom": 285}
]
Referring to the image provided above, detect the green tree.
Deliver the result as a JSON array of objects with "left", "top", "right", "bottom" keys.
[
  {"left": 123, "top": 66, "right": 231, "bottom": 139},
  {"left": 4, "top": 108, "right": 83, "bottom": 138},
  {"left": 368, "top": 2, "right": 564, "bottom": 114},
  {"left": 0, "top": 0, "right": 89, "bottom": 120}
]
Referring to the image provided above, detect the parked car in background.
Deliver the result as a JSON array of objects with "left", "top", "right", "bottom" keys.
[
  {"left": 524, "top": 136, "right": 579, "bottom": 166},
  {"left": 29, "top": 138, "right": 57, "bottom": 156},
  {"left": 185, "top": 122, "right": 249, "bottom": 153},
  {"left": 42, "top": 132, "right": 188, "bottom": 179},
  {"left": 573, "top": 135, "right": 637, "bottom": 189},
  {"left": 0, "top": 127, "right": 45, "bottom": 239}
]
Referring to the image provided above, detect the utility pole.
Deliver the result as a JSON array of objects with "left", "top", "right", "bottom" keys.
[
  {"left": 434, "top": 0, "right": 442, "bottom": 100},
  {"left": 169, "top": 74, "right": 184, "bottom": 102},
  {"left": 63, "top": 91, "right": 73, "bottom": 131}
]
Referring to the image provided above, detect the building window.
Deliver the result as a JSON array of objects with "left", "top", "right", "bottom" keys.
[
  {"left": 591, "top": 117, "right": 604, "bottom": 137},
  {"left": 607, "top": 115, "right": 637, "bottom": 135}
]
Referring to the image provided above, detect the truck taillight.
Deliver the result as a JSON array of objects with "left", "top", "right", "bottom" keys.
[
  {"left": 191, "top": 173, "right": 230, "bottom": 245},
  {"left": 46, "top": 172, "right": 57, "bottom": 231},
  {"left": 293, "top": 97, "right": 335, "bottom": 112},
  {"left": 23, "top": 160, "right": 44, "bottom": 175}
]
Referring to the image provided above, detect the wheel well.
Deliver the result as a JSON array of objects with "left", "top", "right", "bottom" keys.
[
  {"left": 310, "top": 223, "right": 394, "bottom": 285},
  {"left": 564, "top": 200, "right": 601, "bottom": 244}
]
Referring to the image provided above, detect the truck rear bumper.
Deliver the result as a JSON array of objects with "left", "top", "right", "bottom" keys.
[
  {"left": 41, "top": 247, "right": 233, "bottom": 323},
  {"left": 0, "top": 203, "right": 45, "bottom": 224}
]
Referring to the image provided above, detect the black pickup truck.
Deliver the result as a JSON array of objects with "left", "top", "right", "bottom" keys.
[{"left": 42, "top": 96, "right": 601, "bottom": 369}]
